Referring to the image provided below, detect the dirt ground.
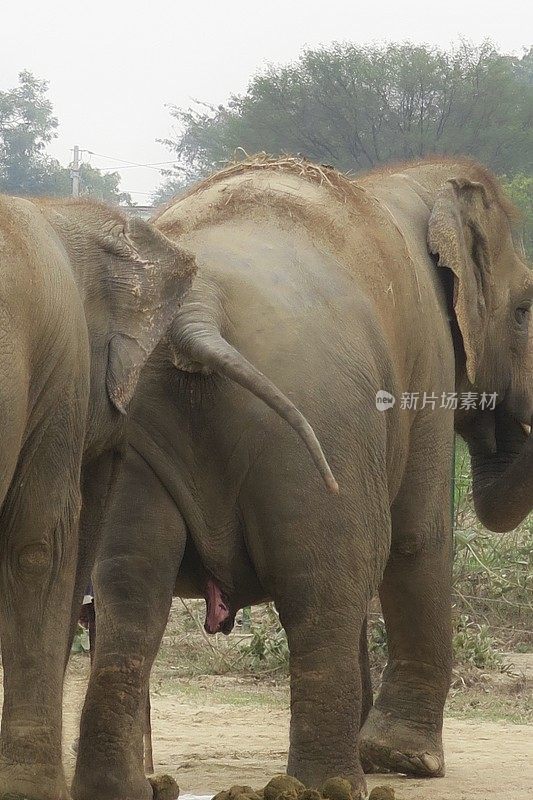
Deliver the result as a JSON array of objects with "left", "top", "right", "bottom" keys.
[{"left": 58, "top": 657, "right": 533, "bottom": 800}]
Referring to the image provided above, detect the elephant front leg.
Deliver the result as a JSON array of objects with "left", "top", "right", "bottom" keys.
[
  {"left": 359, "top": 545, "right": 452, "bottom": 777},
  {"left": 360, "top": 447, "right": 453, "bottom": 778}
]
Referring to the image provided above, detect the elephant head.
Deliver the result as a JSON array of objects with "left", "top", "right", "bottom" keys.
[
  {"left": 40, "top": 200, "right": 196, "bottom": 455},
  {"left": 428, "top": 172, "right": 533, "bottom": 531}
]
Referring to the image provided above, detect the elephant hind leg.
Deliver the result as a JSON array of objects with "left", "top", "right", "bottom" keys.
[
  {"left": 242, "top": 470, "right": 391, "bottom": 797},
  {"left": 72, "top": 447, "right": 184, "bottom": 800}
]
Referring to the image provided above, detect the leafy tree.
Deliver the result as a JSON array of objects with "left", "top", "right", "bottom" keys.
[
  {"left": 151, "top": 173, "right": 187, "bottom": 206},
  {"left": 502, "top": 173, "right": 533, "bottom": 258},
  {"left": 0, "top": 71, "right": 58, "bottom": 193},
  {"left": 1, "top": 71, "right": 130, "bottom": 203},
  {"left": 160, "top": 42, "right": 533, "bottom": 183},
  {"left": 75, "top": 163, "right": 131, "bottom": 205}
]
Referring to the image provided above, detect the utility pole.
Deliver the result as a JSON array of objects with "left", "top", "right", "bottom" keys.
[{"left": 71, "top": 145, "right": 80, "bottom": 197}]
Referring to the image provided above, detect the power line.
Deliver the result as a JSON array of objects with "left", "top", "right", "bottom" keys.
[
  {"left": 86, "top": 151, "right": 180, "bottom": 171},
  {"left": 97, "top": 164, "right": 169, "bottom": 172},
  {"left": 70, "top": 145, "right": 177, "bottom": 196}
]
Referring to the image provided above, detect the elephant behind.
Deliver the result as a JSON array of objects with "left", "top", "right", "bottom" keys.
[{"left": 73, "top": 157, "right": 532, "bottom": 800}]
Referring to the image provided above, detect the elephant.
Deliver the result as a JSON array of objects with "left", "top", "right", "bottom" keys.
[
  {"left": 0, "top": 194, "right": 200, "bottom": 800},
  {"left": 71, "top": 156, "right": 532, "bottom": 800}
]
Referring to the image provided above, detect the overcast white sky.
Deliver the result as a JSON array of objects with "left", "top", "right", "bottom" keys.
[{"left": 2, "top": 0, "right": 531, "bottom": 200}]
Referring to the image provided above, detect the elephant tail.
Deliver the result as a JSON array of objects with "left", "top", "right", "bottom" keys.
[{"left": 171, "top": 319, "right": 339, "bottom": 494}]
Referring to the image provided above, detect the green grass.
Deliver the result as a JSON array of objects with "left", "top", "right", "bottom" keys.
[
  {"left": 446, "top": 681, "right": 533, "bottom": 724},
  {"left": 152, "top": 676, "right": 288, "bottom": 709}
]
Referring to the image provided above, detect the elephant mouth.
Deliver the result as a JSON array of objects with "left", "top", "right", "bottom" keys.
[
  {"left": 204, "top": 577, "right": 235, "bottom": 635},
  {"left": 509, "top": 410, "right": 532, "bottom": 439},
  {"left": 502, "top": 385, "right": 533, "bottom": 435}
]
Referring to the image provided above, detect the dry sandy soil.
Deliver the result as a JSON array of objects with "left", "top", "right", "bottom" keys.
[{"left": 57, "top": 657, "right": 533, "bottom": 800}]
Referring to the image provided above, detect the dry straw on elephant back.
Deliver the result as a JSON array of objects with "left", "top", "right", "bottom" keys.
[
  {"left": 154, "top": 151, "right": 520, "bottom": 229},
  {"left": 153, "top": 152, "right": 367, "bottom": 220}
]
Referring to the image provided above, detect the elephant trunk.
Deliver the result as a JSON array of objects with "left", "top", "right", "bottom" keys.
[
  {"left": 464, "top": 408, "right": 533, "bottom": 532},
  {"left": 170, "top": 319, "right": 339, "bottom": 494}
]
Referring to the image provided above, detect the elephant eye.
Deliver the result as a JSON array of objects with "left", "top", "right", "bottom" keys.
[{"left": 515, "top": 303, "right": 531, "bottom": 325}]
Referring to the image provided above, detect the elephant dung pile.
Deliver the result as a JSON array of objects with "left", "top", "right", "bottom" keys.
[
  {"left": 212, "top": 775, "right": 395, "bottom": 800},
  {"left": 150, "top": 774, "right": 181, "bottom": 800}
]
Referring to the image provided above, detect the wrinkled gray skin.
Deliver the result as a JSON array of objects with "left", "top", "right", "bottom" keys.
[
  {"left": 73, "top": 159, "right": 532, "bottom": 800},
  {"left": 0, "top": 195, "right": 197, "bottom": 800}
]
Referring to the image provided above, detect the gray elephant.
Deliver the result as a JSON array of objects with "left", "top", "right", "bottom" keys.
[
  {"left": 0, "top": 195, "right": 199, "bottom": 800},
  {"left": 72, "top": 157, "right": 532, "bottom": 800}
]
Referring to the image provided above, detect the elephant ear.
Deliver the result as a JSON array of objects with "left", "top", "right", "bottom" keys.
[
  {"left": 102, "top": 217, "right": 196, "bottom": 414},
  {"left": 428, "top": 178, "right": 493, "bottom": 384}
]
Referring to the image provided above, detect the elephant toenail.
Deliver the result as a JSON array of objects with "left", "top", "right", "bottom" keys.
[{"left": 421, "top": 753, "right": 441, "bottom": 772}]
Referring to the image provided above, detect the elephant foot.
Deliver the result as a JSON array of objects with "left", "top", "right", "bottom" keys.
[
  {"left": 359, "top": 706, "right": 444, "bottom": 777},
  {"left": 72, "top": 769, "right": 178, "bottom": 800},
  {"left": 289, "top": 764, "right": 367, "bottom": 799},
  {"left": 72, "top": 770, "right": 152, "bottom": 800},
  {"left": 0, "top": 761, "right": 69, "bottom": 800}
]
